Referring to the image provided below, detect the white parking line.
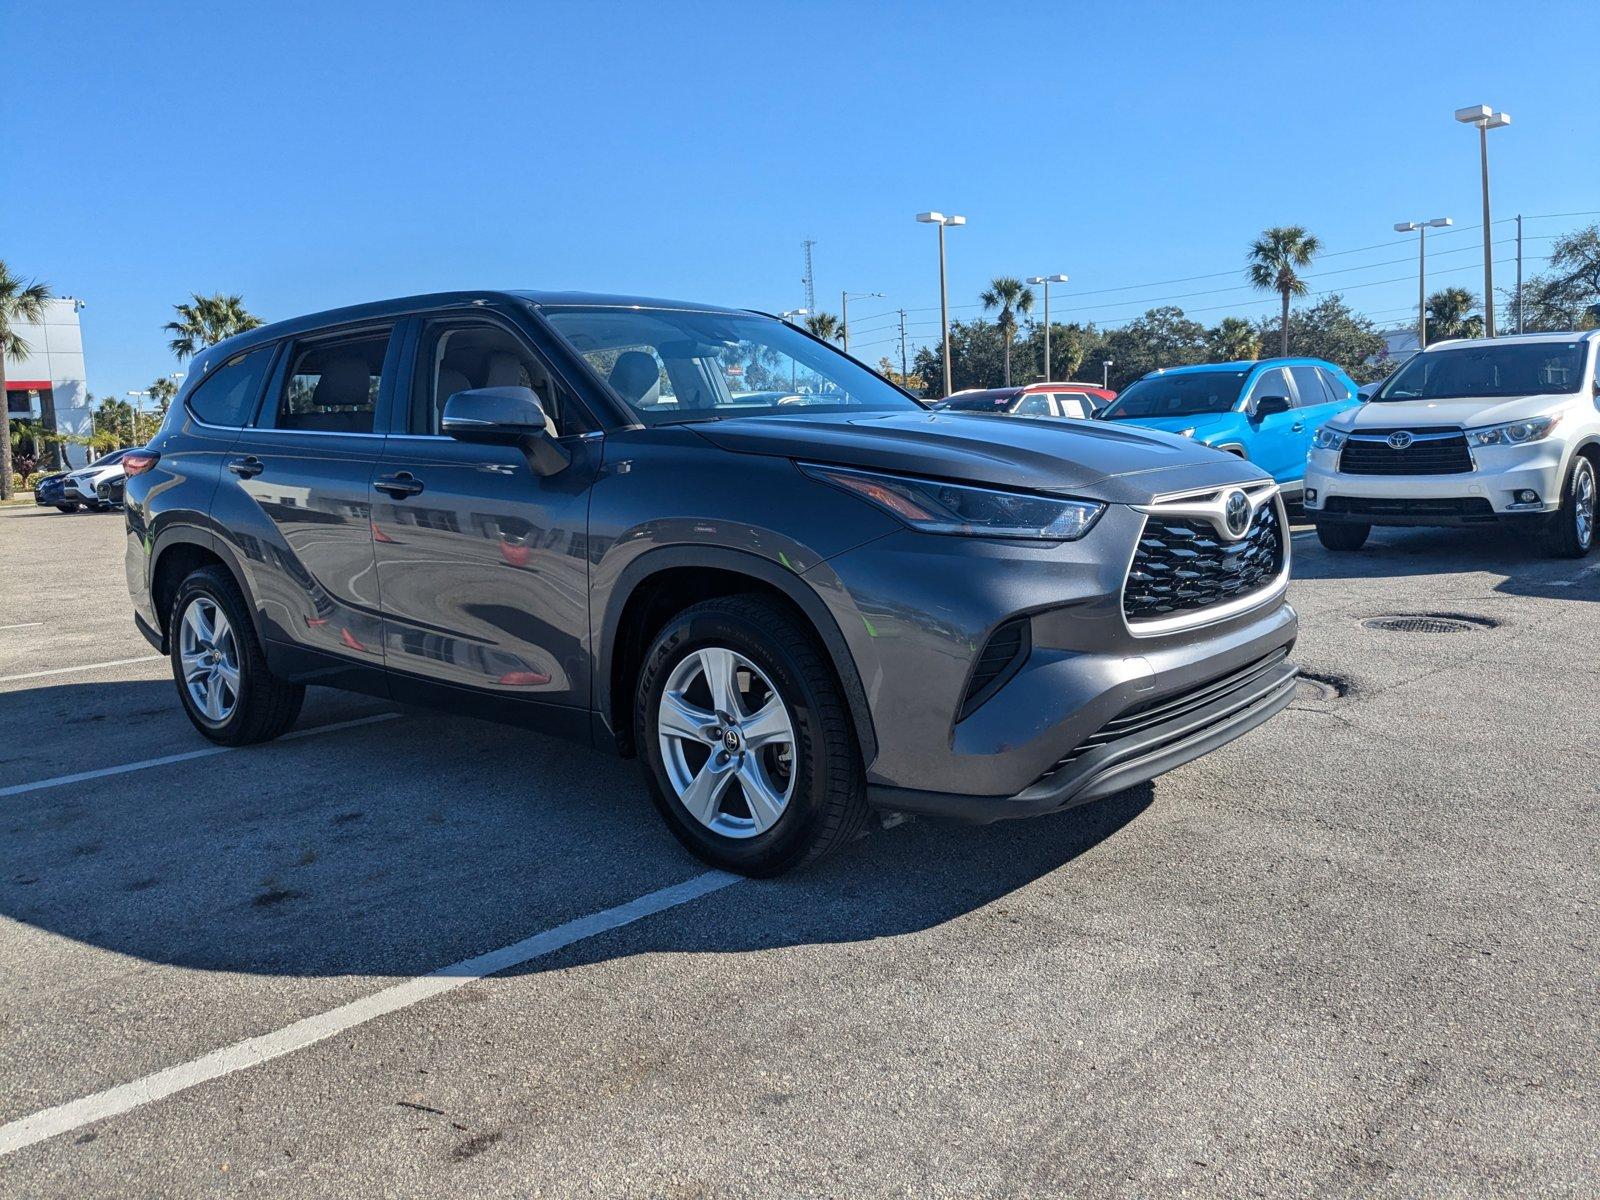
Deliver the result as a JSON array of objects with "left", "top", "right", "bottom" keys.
[
  {"left": 0, "top": 712, "right": 402, "bottom": 799},
  {"left": 0, "top": 869, "right": 741, "bottom": 1157},
  {"left": 0, "top": 622, "right": 45, "bottom": 631},
  {"left": 0, "top": 655, "right": 163, "bottom": 684}
]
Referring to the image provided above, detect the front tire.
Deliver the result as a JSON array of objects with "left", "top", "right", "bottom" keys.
[
  {"left": 55, "top": 504, "right": 79, "bottom": 513},
  {"left": 1316, "top": 521, "right": 1370, "bottom": 552},
  {"left": 168, "top": 565, "right": 305, "bottom": 745},
  {"left": 635, "top": 594, "right": 868, "bottom": 877},
  {"left": 1543, "top": 454, "right": 1596, "bottom": 559}
]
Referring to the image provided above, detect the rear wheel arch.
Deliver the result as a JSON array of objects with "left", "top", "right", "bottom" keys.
[
  {"left": 149, "top": 529, "right": 253, "bottom": 652},
  {"left": 600, "top": 547, "right": 877, "bottom": 766}
]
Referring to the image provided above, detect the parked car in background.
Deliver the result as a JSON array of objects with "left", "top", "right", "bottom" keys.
[
  {"left": 32, "top": 449, "right": 132, "bottom": 512},
  {"left": 935, "top": 382, "right": 1114, "bottom": 420},
  {"left": 1305, "top": 331, "right": 1600, "bottom": 556},
  {"left": 1095, "top": 358, "right": 1361, "bottom": 502},
  {"left": 124, "top": 289, "right": 1298, "bottom": 877}
]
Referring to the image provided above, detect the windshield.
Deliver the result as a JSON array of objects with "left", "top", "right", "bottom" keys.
[
  {"left": 938, "top": 390, "right": 1022, "bottom": 412},
  {"left": 1099, "top": 370, "right": 1249, "bottom": 419},
  {"left": 1375, "top": 342, "right": 1588, "bottom": 401},
  {"left": 540, "top": 306, "right": 923, "bottom": 425}
]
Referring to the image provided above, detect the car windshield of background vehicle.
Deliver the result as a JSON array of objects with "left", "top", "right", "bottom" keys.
[
  {"left": 1375, "top": 343, "right": 1587, "bottom": 401},
  {"left": 1099, "top": 370, "right": 1249, "bottom": 419},
  {"left": 540, "top": 307, "right": 925, "bottom": 425}
]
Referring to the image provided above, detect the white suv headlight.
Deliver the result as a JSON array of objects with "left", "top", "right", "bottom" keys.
[
  {"left": 1466, "top": 415, "right": 1561, "bottom": 446},
  {"left": 1312, "top": 427, "right": 1349, "bottom": 451}
]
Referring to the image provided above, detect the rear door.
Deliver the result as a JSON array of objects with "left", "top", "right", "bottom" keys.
[
  {"left": 213, "top": 323, "right": 398, "bottom": 668},
  {"left": 371, "top": 313, "right": 602, "bottom": 714}
]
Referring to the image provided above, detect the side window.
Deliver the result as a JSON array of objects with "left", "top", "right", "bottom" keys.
[
  {"left": 1246, "top": 368, "right": 1291, "bottom": 408},
  {"left": 1286, "top": 366, "right": 1325, "bottom": 408},
  {"left": 413, "top": 321, "right": 586, "bottom": 436},
  {"left": 186, "top": 346, "right": 274, "bottom": 428},
  {"left": 1317, "top": 368, "right": 1351, "bottom": 403},
  {"left": 1014, "top": 394, "right": 1052, "bottom": 417},
  {"left": 1052, "top": 392, "right": 1092, "bottom": 419},
  {"left": 274, "top": 329, "right": 391, "bottom": 433}
]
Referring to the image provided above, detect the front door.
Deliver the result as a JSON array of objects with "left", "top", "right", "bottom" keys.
[
  {"left": 215, "top": 324, "right": 396, "bottom": 669},
  {"left": 1242, "top": 367, "right": 1304, "bottom": 485},
  {"left": 371, "top": 315, "right": 601, "bottom": 712}
]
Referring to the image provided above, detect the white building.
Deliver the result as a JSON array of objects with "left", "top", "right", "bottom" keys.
[{"left": 6, "top": 297, "right": 93, "bottom": 468}]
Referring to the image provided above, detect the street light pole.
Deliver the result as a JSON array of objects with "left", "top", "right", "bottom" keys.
[
  {"left": 1103, "top": 360, "right": 1113, "bottom": 390},
  {"left": 1026, "top": 274, "right": 1069, "bottom": 382},
  {"left": 917, "top": 212, "right": 966, "bottom": 398},
  {"left": 1394, "top": 218, "right": 1452, "bottom": 350},
  {"left": 840, "top": 291, "right": 884, "bottom": 354},
  {"left": 1455, "top": 105, "right": 1511, "bottom": 338}
]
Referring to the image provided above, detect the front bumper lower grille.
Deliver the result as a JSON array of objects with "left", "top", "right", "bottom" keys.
[
  {"left": 1124, "top": 498, "right": 1284, "bottom": 622},
  {"left": 1323, "top": 496, "right": 1495, "bottom": 519}
]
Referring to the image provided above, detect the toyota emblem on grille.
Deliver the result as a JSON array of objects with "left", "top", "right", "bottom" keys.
[
  {"left": 1387, "top": 431, "right": 1414, "bottom": 450},
  {"left": 1223, "top": 490, "right": 1251, "bottom": 538}
]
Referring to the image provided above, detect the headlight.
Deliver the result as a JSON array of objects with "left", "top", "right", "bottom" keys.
[
  {"left": 801, "top": 464, "right": 1104, "bottom": 540},
  {"left": 1466, "top": 415, "right": 1561, "bottom": 446},
  {"left": 1312, "top": 427, "right": 1349, "bottom": 451}
]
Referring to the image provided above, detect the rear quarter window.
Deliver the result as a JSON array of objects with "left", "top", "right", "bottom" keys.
[{"left": 186, "top": 346, "right": 275, "bottom": 427}]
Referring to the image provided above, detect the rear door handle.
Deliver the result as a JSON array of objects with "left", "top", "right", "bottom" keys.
[
  {"left": 374, "top": 472, "right": 424, "bottom": 498},
  {"left": 227, "top": 456, "right": 263, "bottom": 479}
]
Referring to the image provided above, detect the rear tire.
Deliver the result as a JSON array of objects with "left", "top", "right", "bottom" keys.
[
  {"left": 635, "top": 594, "right": 868, "bottom": 877},
  {"left": 1315, "top": 521, "right": 1370, "bottom": 552},
  {"left": 1543, "top": 454, "right": 1596, "bottom": 559},
  {"left": 55, "top": 504, "right": 79, "bottom": 513},
  {"left": 168, "top": 565, "right": 305, "bottom": 745}
]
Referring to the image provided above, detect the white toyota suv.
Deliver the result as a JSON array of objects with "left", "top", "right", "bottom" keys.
[{"left": 1304, "top": 331, "right": 1600, "bottom": 557}]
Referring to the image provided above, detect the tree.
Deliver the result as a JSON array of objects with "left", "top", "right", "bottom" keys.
[
  {"left": 1510, "top": 223, "right": 1600, "bottom": 332},
  {"left": 1206, "top": 316, "right": 1261, "bottom": 363},
  {"left": 1096, "top": 307, "right": 1209, "bottom": 390},
  {"left": 804, "top": 312, "right": 843, "bottom": 344},
  {"left": 1246, "top": 226, "right": 1322, "bottom": 357},
  {"left": 911, "top": 318, "right": 1011, "bottom": 397},
  {"left": 1018, "top": 321, "right": 1104, "bottom": 385},
  {"left": 979, "top": 276, "right": 1035, "bottom": 386},
  {"left": 1424, "top": 287, "right": 1484, "bottom": 344},
  {"left": 1259, "top": 294, "right": 1389, "bottom": 383},
  {"left": 1, "top": 263, "right": 53, "bottom": 499},
  {"left": 876, "top": 356, "right": 923, "bottom": 393},
  {"left": 164, "top": 293, "right": 264, "bottom": 361}
]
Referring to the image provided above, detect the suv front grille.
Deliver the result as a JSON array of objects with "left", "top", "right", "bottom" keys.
[
  {"left": 1339, "top": 429, "right": 1472, "bottom": 475},
  {"left": 1323, "top": 496, "right": 1494, "bottom": 519},
  {"left": 1123, "top": 500, "right": 1283, "bottom": 622}
]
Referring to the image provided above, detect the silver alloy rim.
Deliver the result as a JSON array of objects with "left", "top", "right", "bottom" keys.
[
  {"left": 179, "top": 597, "right": 241, "bottom": 724},
  {"left": 657, "top": 647, "right": 796, "bottom": 839},
  {"left": 1576, "top": 461, "right": 1595, "bottom": 548}
]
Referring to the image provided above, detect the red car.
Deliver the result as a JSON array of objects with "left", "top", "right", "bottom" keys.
[{"left": 934, "top": 382, "right": 1115, "bottom": 420}]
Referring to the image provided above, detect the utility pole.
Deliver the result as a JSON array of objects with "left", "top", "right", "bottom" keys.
[
  {"left": 1515, "top": 214, "right": 1524, "bottom": 333},
  {"left": 801, "top": 240, "right": 817, "bottom": 315},
  {"left": 841, "top": 290, "right": 883, "bottom": 355},
  {"left": 897, "top": 309, "right": 909, "bottom": 383}
]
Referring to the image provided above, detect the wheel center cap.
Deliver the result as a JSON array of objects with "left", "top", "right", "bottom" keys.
[{"left": 722, "top": 728, "right": 742, "bottom": 753}]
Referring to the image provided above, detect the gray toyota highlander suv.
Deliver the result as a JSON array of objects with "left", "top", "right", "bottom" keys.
[{"left": 123, "top": 291, "right": 1298, "bottom": 875}]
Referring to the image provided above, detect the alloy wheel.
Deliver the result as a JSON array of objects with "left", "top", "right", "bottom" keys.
[
  {"left": 179, "top": 596, "right": 241, "bottom": 724},
  {"left": 1575, "top": 459, "right": 1595, "bottom": 550},
  {"left": 657, "top": 646, "right": 796, "bottom": 838}
]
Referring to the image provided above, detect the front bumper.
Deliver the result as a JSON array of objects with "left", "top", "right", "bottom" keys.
[{"left": 1304, "top": 441, "right": 1566, "bottom": 524}]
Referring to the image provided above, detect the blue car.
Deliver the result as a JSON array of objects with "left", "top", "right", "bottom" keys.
[{"left": 1096, "top": 358, "right": 1361, "bottom": 500}]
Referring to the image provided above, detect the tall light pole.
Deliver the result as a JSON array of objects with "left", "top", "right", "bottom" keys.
[
  {"left": 916, "top": 211, "right": 966, "bottom": 397},
  {"left": 1394, "top": 218, "right": 1452, "bottom": 349},
  {"left": 1103, "top": 359, "right": 1114, "bottom": 390},
  {"left": 1026, "top": 274, "right": 1069, "bottom": 381},
  {"left": 840, "top": 290, "right": 883, "bottom": 354},
  {"left": 125, "top": 390, "right": 152, "bottom": 447},
  {"left": 1455, "top": 104, "right": 1511, "bottom": 337},
  {"left": 780, "top": 308, "right": 809, "bottom": 323}
]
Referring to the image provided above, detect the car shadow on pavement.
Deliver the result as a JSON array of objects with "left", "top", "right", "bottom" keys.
[
  {"left": 1296, "top": 525, "right": 1600, "bottom": 603},
  {"left": 1, "top": 680, "right": 1154, "bottom": 981}
]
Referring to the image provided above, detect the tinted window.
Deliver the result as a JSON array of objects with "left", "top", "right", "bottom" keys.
[
  {"left": 274, "top": 330, "right": 390, "bottom": 433},
  {"left": 939, "top": 390, "right": 1021, "bottom": 412},
  {"left": 1287, "top": 366, "right": 1325, "bottom": 409},
  {"left": 1246, "top": 368, "right": 1292, "bottom": 408},
  {"left": 1318, "top": 367, "right": 1353, "bottom": 403},
  {"left": 1014, "top": 394, "right": 1052, "bottom": 416},
  {"left": 186, "top": 346, "right": 274, "bottom": 427},
  {"left": 413, "top": 320, "right": 587, "bottom": 436},
  {"left": 1101, "top": 371, "right": 1249, "bottom": 419}
]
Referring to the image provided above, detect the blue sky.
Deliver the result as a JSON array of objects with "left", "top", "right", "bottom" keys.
[{"left": 9, "top": 0, "right": 1599, "bottom": 395}]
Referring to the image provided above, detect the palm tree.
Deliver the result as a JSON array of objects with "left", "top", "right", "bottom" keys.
[
  {"left": 164, "top": 293, "right": 264, "bottom": 361},
  {"left": 979, "top": 276, "right": 1035, "bottom": 386},
  {"left": 1, "top": 263, "right": 53, "bottom": 500},
  {"left": 1246, "top": 227, "right": 1322, "bottom": 357},
  {"left": 804, "top": 312, "right": 843, "bottom": 344},
  {"left": 149, "top": 376, "right": 179, "bottom": 413},
  {"left": 1425, "top": 287, "right": 1484, "bottom": 344},
  {"left": 1207, "top": 316, "right": 1261, "bottom": 363}
]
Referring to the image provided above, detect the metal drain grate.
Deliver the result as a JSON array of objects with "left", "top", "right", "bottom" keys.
[{"left": 1362, "top": 615, "right": 1477, "bottom": 634}]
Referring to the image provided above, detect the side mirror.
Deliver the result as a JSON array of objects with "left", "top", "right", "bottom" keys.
[
  {"left": 442, "top": 387, "right": 569, "bottom": 476},
  {"left": 1253, "top": 395, "right": 1292, "bottom": 419}
]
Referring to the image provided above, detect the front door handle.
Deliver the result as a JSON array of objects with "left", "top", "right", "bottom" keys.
[
  {"left": 374, "top": 472, "right": 424, "bottom": 498},
  {"left": 227, "top": 456, "right": 263, "bottom": 479},
  {"left": 1291, "top": 422, "right": 1305, "bottom": 433}
]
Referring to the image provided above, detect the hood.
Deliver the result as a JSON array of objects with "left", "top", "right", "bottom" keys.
[
  {"left": 1343, "top": 393, "right": 1571, "bottom": 430},
  {"left": 1107, "top": 413, "right": 1235, "bottom": 439},
  {"left": 691, "top": 411, "right": 1270, "bottom": 505}
]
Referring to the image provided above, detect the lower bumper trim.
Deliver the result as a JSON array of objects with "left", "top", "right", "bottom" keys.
[{"left": 868, "top": 657, "right": 1298, "bottom": 824}]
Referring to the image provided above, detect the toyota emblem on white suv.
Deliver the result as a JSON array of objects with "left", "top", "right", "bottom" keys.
[{"left": 1387, "top": 431, "right": 1414, "bottom": 450}]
